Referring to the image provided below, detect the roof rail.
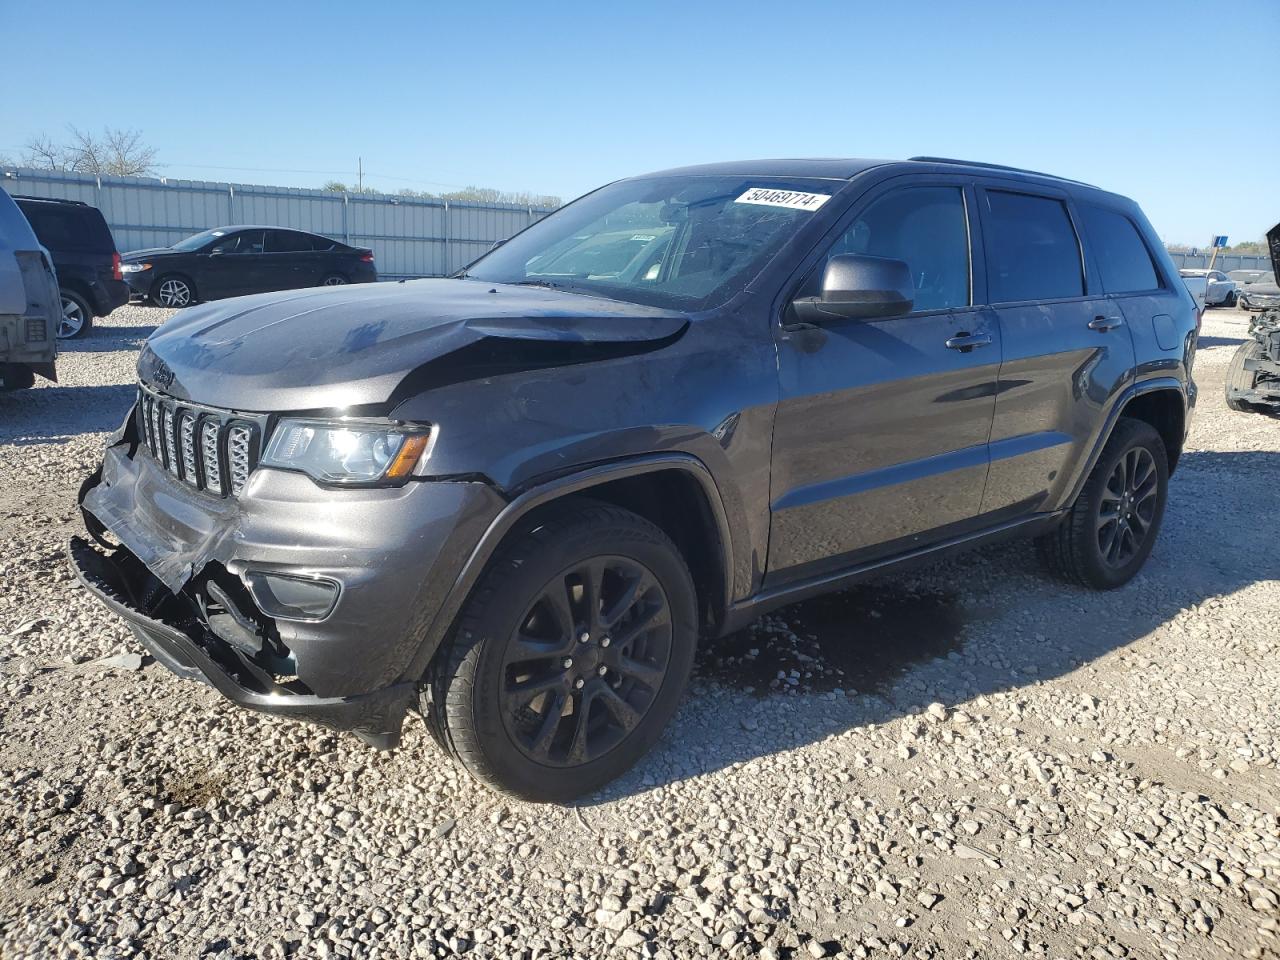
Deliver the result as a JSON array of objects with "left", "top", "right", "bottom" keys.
[
  {"left": 11, "top": 194, "right": 90, "bottom": 206},
  {"left": 907, "top": 157, "right": 1096, "bottom": 188}
]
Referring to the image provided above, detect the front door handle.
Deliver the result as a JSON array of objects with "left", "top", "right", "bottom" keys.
[
  {"left": 945, "top": 332, "right": 993, "bottom": 352},
  {"left": 1088, "top": 315, "right": 1125, "bottom": 332}
]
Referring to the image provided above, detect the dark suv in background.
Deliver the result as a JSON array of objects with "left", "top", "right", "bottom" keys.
[
  {"left": 121, "top": 227, "right": 376, "bottom": 307},
  {"left": 14, "top": 196, "right": 129, "bottom": 339},
  {"left": 72, "top": 157, "right": 1197, "bottom": 801}
]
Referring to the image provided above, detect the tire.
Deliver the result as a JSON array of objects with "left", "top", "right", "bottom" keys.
[
  {"left": 58, "top": 289, "right": 93, "bottom": 339},
  {"left": 426, "top": 500, "right": 697, "bottom": 802},
  {"left": 320, "top": 274, "right": 348, "bottom": 286},
  {"left": 152, "top": 275, "right": 196, "bottom": 308},
  {"left": 1225, "top": 291, "right": 1238, "bottom": 307},
  {"left": 1036, "top": 418, "right": 1168, "bottom": 590},
  {"left": 0, "top": 364, "right": 35, "bottom": 391},
  {"left": 1224, "top": 340, "right": 1262, "bottom": 412}
]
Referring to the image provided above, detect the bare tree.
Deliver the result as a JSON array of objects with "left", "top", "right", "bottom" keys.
[{"left": 22, "top": 126, "right": 157, "bottom": 176}]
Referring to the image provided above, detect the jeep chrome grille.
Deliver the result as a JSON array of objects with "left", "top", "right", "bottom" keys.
[{"left": 136, "top": 387, "right": 263, "bottom": 497}]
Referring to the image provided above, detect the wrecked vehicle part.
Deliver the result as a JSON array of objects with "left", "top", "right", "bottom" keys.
[
  {"left": 68, "top": 537, "right": 414, "bottom": 748},
  {"left": 1225, "top": 308, "right": 1280, "bottom": 414},
  {"left": 1225, "top": 221, "right": 1280, "bottom": 414},
  {"left": 77, "top": 416, "right": 507, "bottom": 702}
]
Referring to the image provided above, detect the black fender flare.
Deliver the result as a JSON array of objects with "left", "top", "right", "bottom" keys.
[
  {"left": 400, "top": 452, "right": 736, "bottom": 683},
  {"left": 1063, "top": 376, "right": 1188, "bottom": 507}
]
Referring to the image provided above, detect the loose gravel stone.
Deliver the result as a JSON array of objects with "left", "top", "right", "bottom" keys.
[{"left": 0, "top": 306, "right": 1277, "bottom": 960}]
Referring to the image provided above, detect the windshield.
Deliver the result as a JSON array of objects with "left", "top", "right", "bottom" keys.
[
  {"left": 464, "top": 176, "right": 840, "bottom": 310},
  {"left": 170, "top": 228, "right": 227, "bottom": 252}
]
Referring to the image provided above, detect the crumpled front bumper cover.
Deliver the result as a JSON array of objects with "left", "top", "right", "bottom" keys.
[{"left": 68, "top": 535, "right": 416, "bottom": 748}]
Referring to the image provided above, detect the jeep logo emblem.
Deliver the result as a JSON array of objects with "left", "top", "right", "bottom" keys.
[{"left": 151, "top": 356, "right": 176, "bottom": 390}]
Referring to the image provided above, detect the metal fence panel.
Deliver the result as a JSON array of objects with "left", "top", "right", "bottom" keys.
[
  {"left": 1167, "top": 252, "right": 1273, "bottom": 273},
  {"left": 0, "top": 167, "right": 555, "bottom": 280}
]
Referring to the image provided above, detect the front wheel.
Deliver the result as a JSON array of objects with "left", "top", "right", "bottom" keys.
[
  {"left": 153, "top": 275, "right": 195, "bottom": 308},
  {"left": 1037, "top": 418, "right": 1169, "bottom": 589},
  {"left": 426, "top": 501, "right": 697, "bottom": 802},
  {"left": 1225, "top": 290, "right": 1238, "bottom": 307}
]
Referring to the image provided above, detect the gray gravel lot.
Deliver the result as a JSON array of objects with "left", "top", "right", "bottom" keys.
[{"left": 1, "top": 304, "right": 1277, "bottom": 960}]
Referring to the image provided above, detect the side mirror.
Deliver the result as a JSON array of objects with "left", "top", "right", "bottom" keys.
[{"left": 791, "top": 254, "right": 914, "bottom": 324}]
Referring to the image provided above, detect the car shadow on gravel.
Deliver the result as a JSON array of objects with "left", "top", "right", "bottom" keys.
[
  {"left": 1198, "top": 335, "right": 1247, "bottom": 348},
  {"left": 58, "top": 325, "right": 157, "bottom": 353},
  {"left": 0, "top": 384, "right": 135, "bottom": 444},
  {"left": 584, "top": 449, "right": 1280, "bottom": 804}
]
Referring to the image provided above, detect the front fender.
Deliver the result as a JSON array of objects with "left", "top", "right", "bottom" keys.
[{"left": 399, "top": 452, "right": 738, "bottom": 684}]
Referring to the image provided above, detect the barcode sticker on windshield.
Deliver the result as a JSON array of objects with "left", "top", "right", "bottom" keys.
[{"left": 733, "top": 188, "right": 831, "bottom": 211}]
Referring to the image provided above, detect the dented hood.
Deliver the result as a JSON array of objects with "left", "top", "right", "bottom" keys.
[{"left": 139, "top": 278, "right": 689, "bottom": 411}]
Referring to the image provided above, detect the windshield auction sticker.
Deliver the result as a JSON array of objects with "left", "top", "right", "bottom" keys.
[{"left": 733, "top": 188, "right": 831, "bottom": 211}]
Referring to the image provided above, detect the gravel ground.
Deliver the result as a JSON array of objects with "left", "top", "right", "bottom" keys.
[{"left": 1, "top": 304, "right": 1277, "bottom": 960}]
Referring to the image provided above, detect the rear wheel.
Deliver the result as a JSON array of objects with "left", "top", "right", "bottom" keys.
[
  {"left": 153, "top": 275, "right": 195, "bottom": 308},
  {"left": 1225, "top": 290, "right": 1238, "bottom": 307},
  {"left": 321, "top": 274, "right": 348, "bottom": 286},
  {"left": 0, "top": 364, "right": 35, "bottom": 391},
  {"left": 426, "top": 501, "right": 697, "bottom": 802},
  {"left": 1225, "top": 340, "right": 1263, "bottom": 412},
  {"left": 1037, "top": 418, "right": 1168, "bottom": 589},
  {"left": 58, "top": 289, "right": 93, "bottom": 339}
]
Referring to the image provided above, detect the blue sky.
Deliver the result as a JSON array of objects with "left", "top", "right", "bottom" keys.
[{"left": 3, "top": 0, "right": 1277, "bottom": 245}]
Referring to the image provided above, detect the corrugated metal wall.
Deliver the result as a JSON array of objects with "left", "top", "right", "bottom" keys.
[
  {"left": 1, "top": 168, "right": 556, "bottom": 280},
  {"left": 1167, "top": 251, "right": 1273, "bottom": 273}
]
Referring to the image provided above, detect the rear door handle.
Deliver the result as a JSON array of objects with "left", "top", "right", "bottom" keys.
[
  {"left": 945, "top": 332, "right": 993, "bottom": 352},
  {"left": 1088, "top": 315, "right": 1125, "bottom": 332}
]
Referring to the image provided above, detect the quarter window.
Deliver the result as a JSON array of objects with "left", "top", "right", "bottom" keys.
[
  {"left": 1081, "top": 205, "right": 1160, "bottom": 294},
  {"left": 825, "top": 186, "right": 970, "bottom": 312},
  {"left": 265, "top": 230, "right": 315, "bottom": 253},
  {"left": 984, "top": 191, "right": 1083, "bottom": 302}
]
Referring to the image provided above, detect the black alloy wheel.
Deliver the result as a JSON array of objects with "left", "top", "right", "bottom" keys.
[
  {"left": 1095, "top": 446, "right": 1158, "bottom": 569},
  {"left": 1037, "top": 418, "right": 1169, "bottom": 589},
  {"left": 427, "top": 500, "right": 697, "bottom": 802},
  {"left": 499, "top": 556, "right": 673, "bottom": 767}
]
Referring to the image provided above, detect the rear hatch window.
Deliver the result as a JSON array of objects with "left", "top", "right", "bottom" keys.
[{"left": 16, "top": 201, "right": 117, "bottom": 255}]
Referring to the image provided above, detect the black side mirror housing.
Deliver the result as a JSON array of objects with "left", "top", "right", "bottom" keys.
[{"left": 791, "top": 254, "right": 914, "bottom": 324}]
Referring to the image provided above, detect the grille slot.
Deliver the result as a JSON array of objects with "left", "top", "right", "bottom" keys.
[{"left": 136, "top": 386, "right": 262, "bottom": 497}]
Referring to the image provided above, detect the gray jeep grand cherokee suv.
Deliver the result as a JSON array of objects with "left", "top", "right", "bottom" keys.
[{"left": 71, "top": 157, "right": 1198, "bottom": 801}]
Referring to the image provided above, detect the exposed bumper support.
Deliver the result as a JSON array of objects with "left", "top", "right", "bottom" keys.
[{"left": 68, "top": 536, "right": 415, "bottom": 748}]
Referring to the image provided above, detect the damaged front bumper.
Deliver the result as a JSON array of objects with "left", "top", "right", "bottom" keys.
[
  {"left": 72, "top": 407, "right": 506, "bottom": 747},
  {"left": 69, "top": 536, "right": 416, "bottom": 747}
]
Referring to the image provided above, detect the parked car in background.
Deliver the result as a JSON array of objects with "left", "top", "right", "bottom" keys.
[
  {"left": 72, "top": 156, "right": 1198, "bottom": 801},
  {"left": 1239, "top": 275, "right": 1280, "bottom": 312},
  {"left": 1228, "top": 268, "right": 1270, "bottom": 289},
  {"left": 1181, "top": 273, "right": 1207, "bottom": 311},
  {"left": 121, "top": 227, "right": 376, "bottom": 307},
  {"left": 1178, "top": 268, "right": 1236, "bottom": 307},
  {"left": 0, "top": 188, "right": 60, "bottom": 389},
  {"left": 13, "top": 196, "right": 129, "bottom": 339}
]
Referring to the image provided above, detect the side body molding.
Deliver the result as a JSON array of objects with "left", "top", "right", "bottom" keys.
[{"left": 400, "top": 453, "right": 737, "bottom": 683}]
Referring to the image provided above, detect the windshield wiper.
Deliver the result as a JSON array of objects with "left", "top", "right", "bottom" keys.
[{"left": 507, "top": 278, "right": 566, "bottom": 289}]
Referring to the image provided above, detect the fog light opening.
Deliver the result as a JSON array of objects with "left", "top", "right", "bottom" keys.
[{"left": 244, "top": 571, "right": 341, "bottom": 622}]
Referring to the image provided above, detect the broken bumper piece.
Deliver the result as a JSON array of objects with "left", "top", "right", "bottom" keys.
[{"left": 68, "top": 536, "right": 415, "bottom": 748}]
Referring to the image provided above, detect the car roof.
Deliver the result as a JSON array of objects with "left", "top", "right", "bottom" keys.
[
  {"left": 632, "top": 156, "right": 1101, "bottom": 189},
  {"left": 12, "top": 195, "right": 91, "bottom": 208},
  {"left": 210, "top": 225, "right": 320, "bottom": 233}
]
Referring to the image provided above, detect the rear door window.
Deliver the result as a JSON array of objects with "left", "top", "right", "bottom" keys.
[
  {"left": 1080, "top": 205, "right": 1160, "bottom": 293},
  {"left": 265, "top": 230, "right": 314, "bottom": 253},
  {"left": 983, "top": 191, "right": 1084, "bottom": 302}
]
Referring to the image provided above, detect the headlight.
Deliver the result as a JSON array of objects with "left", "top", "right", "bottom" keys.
[
  {"left": 120, "top": 262, "right": 152, "bottom": 273},
  {"left": 261, "top": 419, "right": 433, "bottom": 485}
]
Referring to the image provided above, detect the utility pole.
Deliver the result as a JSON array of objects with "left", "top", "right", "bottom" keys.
[{"left": 357, "top": 157, "right": 363, "bottom": 193}]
